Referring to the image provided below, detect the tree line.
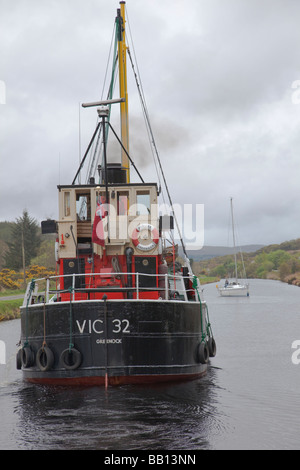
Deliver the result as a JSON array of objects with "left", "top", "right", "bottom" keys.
[
  {"left": 0, "top": 210, "right": 57, "bottom": 290},
  {"left": 3, "top": 210, "right": 42, "bottom": 270}
]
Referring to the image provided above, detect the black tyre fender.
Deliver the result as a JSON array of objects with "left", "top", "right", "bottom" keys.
[
  {"left": 36, "top": 346, "right": 54, "bottom": 372},
  {"left": 197, "top": 342, "right": 209, "bottom": 365},
  {"left": 16, "top": 348, "right": 22, "bottom": 370},
  {"left": 21, "top": 346, "right": 35, "bottom": 368},
  {"left": 60, "top": 348, "right": 82, "bottom": 370},
  {"left": 207, "top": 337, "right": 217, "bottom": 358}
]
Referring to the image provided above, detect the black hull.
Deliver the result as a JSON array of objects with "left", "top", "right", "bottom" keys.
[{"left": 19, "top": 300, "right": 208, "bottom": 386}]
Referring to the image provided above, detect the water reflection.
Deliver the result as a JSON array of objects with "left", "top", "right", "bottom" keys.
[{"left": 12, "top": 368, "right": 225, "bottom": 450}]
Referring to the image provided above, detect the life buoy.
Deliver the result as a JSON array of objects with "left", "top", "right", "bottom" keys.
[
  {"left": 36, "top": 346, "right": 54, "bottom": 372},
  {"left": 21, "top": 346, "right": 35, "bottom": 368},
  {"left": 197, "top": 342, "right": 209, "bottom": 365},
  {"left": 60, "top": 348, "right": 82, "bottom": 370},
  {"left": 132, "top": 224, "right": 159, "bottom": 252}
]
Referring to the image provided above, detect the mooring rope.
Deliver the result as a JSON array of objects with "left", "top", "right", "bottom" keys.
[
  {"left": 68, "top": 286, "right": 75, "bottom": 352},
  {"left": 42, "top": 278, "right": 49, "bottom": 348},
  {"left": 24, "top": 279, "right": 36, "bottom": 347},
  {"left": 192, "top": 276, "right": 214, "bottom": 343}
]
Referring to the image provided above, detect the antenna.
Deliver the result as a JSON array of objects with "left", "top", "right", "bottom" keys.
[
  {"left": 82, "top": 98, "right": 125, "bottom": 108},
  {"left": 78, "top": 102, "right": 82, "bottom": 184}
]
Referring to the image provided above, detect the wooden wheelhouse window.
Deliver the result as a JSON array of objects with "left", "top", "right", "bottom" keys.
[
  {"left": 76, "top": 193, "right": 91, "bottom": 221},
  {"left": 117, "top": 191, "right": 129, "bottom": 215},
  {"left": 136, "top": 191, "right": 150, "bottom": 215},
  {"left": 64, "top": 192, "right": 71, "bottom": 217}
]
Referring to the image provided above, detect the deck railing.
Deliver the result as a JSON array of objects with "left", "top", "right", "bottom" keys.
[{"left": 22, "top": 271, "right": 204, "bottom": 306}]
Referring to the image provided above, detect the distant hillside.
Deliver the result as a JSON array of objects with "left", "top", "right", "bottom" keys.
[
  {"left": 179, "top": 244, "right": 264, "bottom": 261},
  {"left": 193, "top": 238, "right": 300, "bottom": 286}
]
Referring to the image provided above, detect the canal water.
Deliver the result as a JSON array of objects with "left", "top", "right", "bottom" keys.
[{"left": 0, "top": 279, "right": 299, "bottom": 450}]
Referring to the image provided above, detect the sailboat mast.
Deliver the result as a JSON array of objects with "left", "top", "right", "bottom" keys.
[
  {"left": 230, "top": 197, "right": 238, "bottom": 282},
  {"left": 117, "top": 1, "right": 130, "bottom": 183}
]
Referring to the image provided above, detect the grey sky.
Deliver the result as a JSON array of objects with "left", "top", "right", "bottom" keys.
[{"left": 1, "top": 0, "right": 300, "bottom": 247}]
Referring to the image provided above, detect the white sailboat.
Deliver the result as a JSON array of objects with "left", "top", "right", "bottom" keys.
[{"left": 218, "top": 198, "right": 250, "bottom": 297}]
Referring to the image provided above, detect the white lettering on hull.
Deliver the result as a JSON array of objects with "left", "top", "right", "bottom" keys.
[{"left": 76, "top": 319, "right": 130, "bottom": 344}]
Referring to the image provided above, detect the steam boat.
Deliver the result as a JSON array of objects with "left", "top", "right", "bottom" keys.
[{"left": 17, "top": 2, "right": 216, "bottom": 386}]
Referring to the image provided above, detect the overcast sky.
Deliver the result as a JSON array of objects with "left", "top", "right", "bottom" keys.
[{"left": 1, "top": 0, "right": 300, "bottom": 248}]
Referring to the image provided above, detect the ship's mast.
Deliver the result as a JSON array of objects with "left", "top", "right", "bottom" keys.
[
  {"left": 116, "top": 1, "right": 130, "bottom": 183},
  {"left": 230, "top": 197, "right": 238, "bottom": 282}
]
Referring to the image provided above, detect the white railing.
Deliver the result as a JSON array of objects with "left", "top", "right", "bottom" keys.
[{"left": 22, "top": 271, "right": 203, "bottom": 306}]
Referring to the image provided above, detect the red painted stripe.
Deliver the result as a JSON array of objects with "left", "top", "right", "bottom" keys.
[{"left": 24, "top": 371, "right": 206, "bottom": 387}]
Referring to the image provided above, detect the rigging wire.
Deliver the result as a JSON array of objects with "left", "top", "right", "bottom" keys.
[
  {"left": 101, "top": 23, "right": 117, "bottom": 101},
  {"left": 125, "top": 10, "right": 173, "bottom": 249},
  {"left": 125, "top": 12, "right": 162, "bottom": 192},
  {"left": 84, "top": 24, "right": 119, "bottom": 184},
  {"left": 125, "top": 6, "right": 188, "bottom": 259},
  {"left": 233, "top": 212, "right": 248, "bottom": 280}
]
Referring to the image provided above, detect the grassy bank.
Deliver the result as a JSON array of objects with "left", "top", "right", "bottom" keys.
[
  {"left": 0, "top": 298, "right": 23, "bottom": 322},
  {"left": 0, "top": 289, "right": 25, "bottom": 298},
  {"left": 198, "top": 275, "right": 220, "bottom": 285}
]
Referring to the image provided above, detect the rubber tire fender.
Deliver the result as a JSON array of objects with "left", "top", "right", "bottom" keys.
[
  {"left": 197, "top": 342, "right": 209, "bottom": 365},
  {"left": 36, "top": 346, "right": 54, "bottom": 372},
  {"left": 60, "top": 348, "right": 82, "bottom": 370},
  {"left": 21, "top": 346, "right": 35, "bottom": 368},
  {"left": 16, "top": 348, "right": 22, "bottom": 370},
  {"left": 207, "top": 337, "right": 217, "bottom": 358}
]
